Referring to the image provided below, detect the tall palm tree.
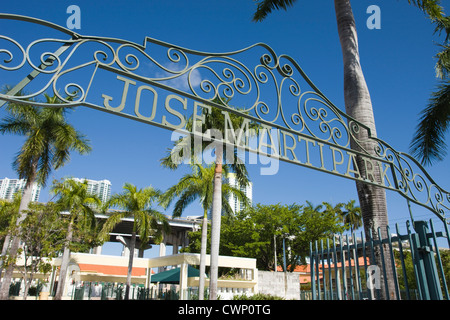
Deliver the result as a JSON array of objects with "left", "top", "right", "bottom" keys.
[
  {"left": 50, "top": 178, "right": 101, "bottom": 300},
  {"left": 161, "top": 97, "right": 253, "bottom": 300},
  {"left": 0, "top": 94, "right": 91, "bottom": 300},
  {"left": 252, "top": 0, "right": 395, "bottom": 298},
  {"left": 160, "top": 163, "right": 250, "bottom": 300},
  {"left": 100, "top": 183, "right": 170, "bottom": 300}
]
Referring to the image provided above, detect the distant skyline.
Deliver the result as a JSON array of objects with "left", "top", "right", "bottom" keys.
[
  {"left": 0, "top": 177, "right": 41, "bottom": 202},
  {"left": 1, "top": 1, "right": 449, "bottom": 258}
]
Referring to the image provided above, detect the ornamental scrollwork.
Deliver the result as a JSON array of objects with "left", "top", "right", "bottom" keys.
[{"left": 0, "top": 14, "right": 449, "bottom": 221}]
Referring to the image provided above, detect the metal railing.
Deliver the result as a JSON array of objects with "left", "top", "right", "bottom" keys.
[{"left": 310, "top": 219, "right": 450, "bottom": 300}]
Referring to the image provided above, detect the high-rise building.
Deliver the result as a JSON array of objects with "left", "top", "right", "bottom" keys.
[
  {"left": 224, "top": 173, "right": 253, "bottom": 214},
  {"left": 0, "top": 177, "right": 41, "bottom": 202},
  {"left": 71, "top": 178, "right": 112, "bottom": 204}
]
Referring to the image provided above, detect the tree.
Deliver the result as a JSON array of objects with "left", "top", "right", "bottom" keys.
[
  {"left": 407, "top": 1, "right": 450, "bottom": 165},
  {"left": 160, "top": 163, "right": 250, "bottom": 299},
  {"left": 100, "top": 183, "right": 170, "bottom": 300},
  {"left": 0, "top": 193, "right": 21, "bottom": 280},
  {"left": 184, "top": 202, "right": 346, "bottom": 272},
  {"left": 50, "top": 178, "right": 101, "bottom": 300},
  {"left": 0, "top": 94, "right": 91, "bottom": 300},
  {"left": 161, "top": 96, "right": 254, "bottom": 300},
  {"left": 16, "top": 202, "right": 66, "bottom": 300},
  {"left": 340, "top": 199, "right": 362, "bottom": 233},
  {"left": 252, "top": 0, "right": 396, "bottom": 298}
]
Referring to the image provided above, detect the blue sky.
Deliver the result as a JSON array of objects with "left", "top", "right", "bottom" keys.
[{"left": 1, "top": 1, "right": 449, "bottom": 255}]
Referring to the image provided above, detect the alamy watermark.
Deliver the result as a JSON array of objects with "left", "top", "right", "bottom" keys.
[
  {"left": 66, "top": 4, "right": 380, "bottom": 31},
  {"left": 66, "top": 5, "right": 81, "bottom": 30},
  {"left": 367, "top": 265, "right": 381, "bottom": 290},
  {"left": 367, "top": 5, "right": 381, "bottom": 30},
  {"left": 169, "top": 128, "right": 280, "bottom": 176}
]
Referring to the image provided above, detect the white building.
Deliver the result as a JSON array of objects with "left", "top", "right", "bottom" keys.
[
  {"left": 225, "top": 173, "right": 253, "bottom": 214},
  {"left": 71, "top": 178, "right": 111, "bottom": 204},
  {"left": 0, "top": 177, "right": 41, "bottom": 202}
]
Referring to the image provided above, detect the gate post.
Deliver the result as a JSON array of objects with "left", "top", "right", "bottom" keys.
[{"left": 412, "top": 221, "right": 443, "bottom": 300}]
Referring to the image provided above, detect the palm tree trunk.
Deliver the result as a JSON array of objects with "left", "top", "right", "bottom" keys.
[
  {"left": 334, "top": 0, "right": 396, "bottom": 299},
  {"left": 125, "top": 231, "right": 137, "bottom": 300},
  {"left": 198, "top": 210, "right": 208, "bottom": 300},
  {"left": 0, "top": 170, "right": 37, "bottom": 300},
  {"left": 54, "top": 220, "right": 74, "bottom": 300},
  {"left": 209, "top": 147, "right": 223, "bottom": 300},
  {"left": 0, "top": 234, "right": 12, "bottom": 280}
]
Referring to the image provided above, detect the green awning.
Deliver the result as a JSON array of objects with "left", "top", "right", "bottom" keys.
[{"left": 150, "top": 265, "right": 202, "bottom": 284}]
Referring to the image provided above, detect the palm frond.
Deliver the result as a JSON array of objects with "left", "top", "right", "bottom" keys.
[
  {"left": 410, "top": 79, "right": 450, "bottom": 165},
  {"left": 407, "top": 0, "right": 445, "bottom": 20},
  {"left": 435, "top": 44, "right": 450, "bottom": 78},
  {"left": 253, "top": 0, "right": 298, "bottom": 22}
]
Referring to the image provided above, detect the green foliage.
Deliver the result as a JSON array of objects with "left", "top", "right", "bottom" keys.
[
  {"left": 160, "top": 163, "right": 250, "bottom": 219},
  {"left": 100, "top": 183, "right": 170, "bottom": 246},
  {"left": 394, "top": 247, "right": 450, "bottom": 292},
  {"left": 233, "top": 292, "right": 284, "bottom": 300},
  {"left": 183, "top": 201, "right": 349, "bottom": 271},
  {"left": 0, "top": 94, "right": 91, "bottom": 186},
  {"left": 252, "top": 0, "right": 297, "bottom": 22},
  {"left": 18, "top": 202, "right": 65, "bottom": 272},
  {"left": 407, "top": 0, "right": 450, "bottom": 165}
]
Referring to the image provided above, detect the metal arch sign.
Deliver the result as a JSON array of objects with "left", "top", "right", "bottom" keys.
[{"left": 0, "top": 14, "right": 449, "bottom": 221}]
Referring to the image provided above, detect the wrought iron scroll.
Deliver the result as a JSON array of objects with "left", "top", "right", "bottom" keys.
[{"left": 0, "top": 14, "right": 449, "bottom": 221}]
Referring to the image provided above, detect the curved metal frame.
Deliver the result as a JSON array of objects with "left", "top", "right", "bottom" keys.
[{"left": 0, "top": 13, "right": 448, "bottom": 222}]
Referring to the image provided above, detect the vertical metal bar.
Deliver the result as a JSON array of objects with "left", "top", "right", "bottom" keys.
[
  {"left": 310, "top": 242, "right": 316, "bottom": 300},
  {"left": 326, "top": 238, "right": 334, "bottom": 300},
  {"left": 340, "top": 235, "right": 348, "bottom": 300},
  {"left": 395, "top": 223, "right": 411, "bottom": 300},
  {"left": 444, "top": 218, "right": 450, "bottom": 249},
  {"left": 353, "top": 232, "right": 363, "bottom": 300},
  {"left": 429, "top": 219, "right": 449, "bottom": 300},
  {"left": 414, "top": 220, "right": 443, "bottom": 300},
  {"left": 320, "top": 240, "right": 327, "bottom": 300},
  {"left": 315, "top": 240, "right": 321, "bottom": 300},
  {"left": 407, "top": 220, "right": 425, "bottom": 300},
  {"left": 387, "top": 225, "right": 401, "bottom": 300},
  {"left": 346, "top": 234, "right": 355, "bottom": 300},
  {"left": 377, "top": 227, "right": 390, "bottom": 300},
  {"left": 361, "top": 230, "right": 371, "bottom": 300},
  {"left": 333, "top": 235, "right": 342, "bottom": 300},
  {"left": 368, "top": 228, "right": 380, "bottom": 300}
]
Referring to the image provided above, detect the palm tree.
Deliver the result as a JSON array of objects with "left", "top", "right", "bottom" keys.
[
  {"left": 160, "top": 163, "right": 250, "bottom": 300},
  {"left": 100, "top": 183, "right": 170, "bottom": 300},
  {"left": 161, "top": 97, "right": 253, "bottom": 300},
  {"left": 252, "top": 0, "right": 395, "bottom": 298},
  {"left": 407, "top": 1, "right": 450, "bottom": 165},
  {"left": 322, "top": 201, "right": 343, "bottom": 215},
  {"left": 0, "top": 93, "right": 91, "bottom": 300},
  {"left": 50, "top": 178, "right": 101, "bottom": 300},
  {"left": 341, "top": 199, "right": 362, "bottom": 234}
]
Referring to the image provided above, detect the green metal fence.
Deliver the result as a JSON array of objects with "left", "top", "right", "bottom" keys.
[
  {"left": 310, "top": 219, "right": 450, "bottom": 300},
  {"left": 70, "top": 282, "right": 195, "bottom": 300}
]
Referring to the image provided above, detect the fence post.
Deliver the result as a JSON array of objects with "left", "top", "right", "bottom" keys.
[
  {"left": 413, "top": 220, "right": 443, "bottom": 300},
  {"left": 310, "top": 242, "right": 316, "bottom": 300}
]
